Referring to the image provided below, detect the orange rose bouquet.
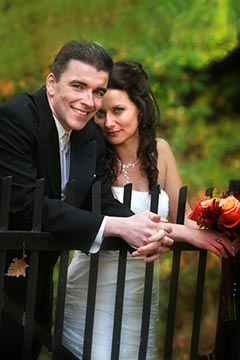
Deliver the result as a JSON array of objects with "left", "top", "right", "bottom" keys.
[
  {"left": 189, "top": 189, "right": 240, "bottom": 324},
  {"left": 188, "top": 190, "right": 240, "bottom": 246}
]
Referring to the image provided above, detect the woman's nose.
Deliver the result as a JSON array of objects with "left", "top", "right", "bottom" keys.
[{"left": 105, "top": 114, "right": 115, "bottom": 128}]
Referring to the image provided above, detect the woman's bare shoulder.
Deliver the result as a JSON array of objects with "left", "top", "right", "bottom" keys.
[{"left": 156, "top": 137, "right": 172, "bottom": 153}]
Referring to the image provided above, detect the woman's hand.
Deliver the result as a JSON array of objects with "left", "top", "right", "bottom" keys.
[
  {"left": 187, "top": 229, "right": 234, "bottom": 258},
  {"left": 131, "top": 213, "right": 173, "bottom": 262},
  {"left": 168, "top": 223, "right": 235, "bottom": 259}
]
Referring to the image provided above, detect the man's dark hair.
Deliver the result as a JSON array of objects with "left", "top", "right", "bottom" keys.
[{"left": 51, "top": 40, "right": 113, "bottom": 80}]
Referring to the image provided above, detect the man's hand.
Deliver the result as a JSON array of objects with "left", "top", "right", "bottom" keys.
[{"left": 104, "top": 211, "right": 174, "bottom": 262}]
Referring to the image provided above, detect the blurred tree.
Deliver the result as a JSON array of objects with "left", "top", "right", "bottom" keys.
[
  {"left": 0, "top": 0, "right": 238, "bottom": 79},
  {"left": 1, "top": 2, "right": 239, "bottom": 358},
  {"left": 0, "top": 0, "right": 239, "bottom": 192}
]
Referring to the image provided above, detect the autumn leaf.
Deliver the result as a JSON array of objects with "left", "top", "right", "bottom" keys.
[{"left": 5, "top": 254, "right": 29, "bottom": 278}]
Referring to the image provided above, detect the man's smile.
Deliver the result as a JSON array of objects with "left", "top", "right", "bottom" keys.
[{"left": 71, "top": 106, "right": 90, "bottom": 117}]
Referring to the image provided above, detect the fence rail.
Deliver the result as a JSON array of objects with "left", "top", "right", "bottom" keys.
[{"left": 0, "top": 176, "right": 239, "bottom": 360}]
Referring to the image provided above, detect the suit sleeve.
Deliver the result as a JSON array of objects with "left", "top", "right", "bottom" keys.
[{"left": 0, "top": 97, "right": 132, "bottom": 253}]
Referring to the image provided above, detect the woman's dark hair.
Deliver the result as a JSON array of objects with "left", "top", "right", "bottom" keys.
[
  {"left": 105, "top": 61, "right": 160, "bottom": 190},
  {"left": 51, "top": 40, "right": 113, "bottom": 80}
]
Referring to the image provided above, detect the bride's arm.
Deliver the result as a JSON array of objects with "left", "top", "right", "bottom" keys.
[
  {"left": 168, "top": 222, "right": 234, "bottom": 258},
  {"left": 157, "top": 138, "right": 234, "bottom": 258}
]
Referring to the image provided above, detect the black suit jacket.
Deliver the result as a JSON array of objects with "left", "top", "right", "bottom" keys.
[{"left": 0, "top": 87, "right": 132, "bottom": 334}]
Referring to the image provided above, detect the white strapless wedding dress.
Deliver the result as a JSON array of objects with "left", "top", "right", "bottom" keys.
[{"left": 63, "top": 187, "right": 169, "bottom": 359}]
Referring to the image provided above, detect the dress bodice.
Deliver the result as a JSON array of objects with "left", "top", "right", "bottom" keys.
[
  {"left": 112, "top": 186, "right": 169, "bottom": 219},
  {"left": 63, "top": 186, "right": 170, "bottom": 360}
]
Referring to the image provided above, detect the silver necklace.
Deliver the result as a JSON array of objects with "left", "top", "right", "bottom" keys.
[{"left": 118, "top": 158, "right": 139, "bottom": 184}]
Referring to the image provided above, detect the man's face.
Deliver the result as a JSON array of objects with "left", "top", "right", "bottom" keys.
[{"left": 46, "top": 59, "right": 109, "bottom": 131}]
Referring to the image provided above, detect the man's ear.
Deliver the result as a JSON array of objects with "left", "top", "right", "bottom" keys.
[{"left": 46, "top": 73, "right": 56, "bottom": 96}]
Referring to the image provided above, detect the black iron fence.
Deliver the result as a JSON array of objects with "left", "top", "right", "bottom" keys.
[{"left": 0, "top": 176, "right": 239, "bottom": 360}]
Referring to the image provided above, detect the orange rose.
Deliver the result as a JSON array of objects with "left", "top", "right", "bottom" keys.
[
  {"left": 201, "top": 198, "right": 215, "bottom": 208},
  {"left": 188, "top": 196, "right": 211, "bottom": 222},
  {"left": 218, "top": 195, "right": 240, "bottom": 229}
]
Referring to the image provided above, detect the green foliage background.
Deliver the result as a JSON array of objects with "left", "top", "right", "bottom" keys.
[
  {"left": 1, "top": 0, "right": 239, "bottom": 199},
  {"left": 1, "top": 0, "right": 240, "bottom": 358}
]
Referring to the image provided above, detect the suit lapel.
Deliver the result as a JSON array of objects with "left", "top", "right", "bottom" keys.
[
  {"left": 33, "top": 88, "right": 61, "bottom": 198},
  {"left": 33, "top": 88, "right": 98, "bottom": 203}
]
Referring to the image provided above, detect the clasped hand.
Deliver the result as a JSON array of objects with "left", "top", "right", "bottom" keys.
[{"left": 129, "top": 211, "right": 174, "bottom": 262}]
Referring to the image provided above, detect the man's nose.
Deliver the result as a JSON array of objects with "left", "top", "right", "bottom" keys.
[{"left": 82, "top": 90, "right": 95, "bottom": 107}]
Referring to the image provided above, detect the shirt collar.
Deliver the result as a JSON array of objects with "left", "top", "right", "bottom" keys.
[{"left": 53, "top": 115, "right": 72, "bottom": 140}]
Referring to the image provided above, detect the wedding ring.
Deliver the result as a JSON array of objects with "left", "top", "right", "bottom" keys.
[{"left": 216, "top": 236, "right": 223, "bottom": 243}]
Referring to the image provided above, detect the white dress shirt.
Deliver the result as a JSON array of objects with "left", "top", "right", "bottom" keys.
[{"left": 53, "top": 116, "right": 106, "bottom": 253}]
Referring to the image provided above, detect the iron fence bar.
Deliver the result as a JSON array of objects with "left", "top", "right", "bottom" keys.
[
  {"left": 0, "top": 232, "right": 56, "bottom": 250},
  {"left": 213, "top": 179, "right": 240, "bottom": 360},
  {"left": 1, "top": 177, "right": 239, "bottom": 359},
  {"left": 31, "top": 178, "right": 45, "bottom": 232},
  {"left": 22, "top": 179, "right": 45, "bottom": 359},
  {"left": 0, "top": 176, "right": 10, "bottom": 325},
  {"left": 205, "top": 187, "right": 213, "bottom": 197},
  {"left": 139, "top": 185, "right": 160, "bottom": 360},
  {"left": 83, "top": 181, "right": 101, "bottom": 359},
  {"left": 0, "top": 251, "right": 6, "bottom": 325},
  {"left": 111, "top": 184, "right": 132, "bottom": 359},
  {"left": 22, "top": 251, "right": 39, "bottom": 360},
  {"left": 164, "top": 186, "right": 187, "bottom": 360},
  {"left": 82, "top": 253, "right": 99, "bottom": 360},
  {"left": 190, "top": 184, "right": 214, "bottom": 359},
  {"left": 229, "top": 179, "right": 240, "bottom": 192},
  {"left": 111, "top": 248, "right": 127, "bottom": 360},
  {"left": 190, "top": 250, "right": 208, "bottom": 359},
  {"left": 163, "top": 248, "right": 181, "bottom": 360},
  {"left": 176, "top": 186, "right": 188, "bottom": 225},
  {"left": 52, "top": 180, "right": 75, "bottom": 359},
  {"left": 2, "top": 292, "right": 52, "bottom": 348},
  {"left": 230, "top": 180, "right": 240, "bottom": 320},
  {"left": 52, "top": 250, "right": 69, "bottom": 359},
  {"left": 123, "top": 183, "right": 132, "bottom": 207}
]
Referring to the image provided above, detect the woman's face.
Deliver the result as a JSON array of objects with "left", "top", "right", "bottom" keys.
[{"left": 94, "top": 89, "right": 140, "bottom": 145}]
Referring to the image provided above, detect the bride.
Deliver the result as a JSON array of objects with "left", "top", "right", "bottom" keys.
[{"left": 62, "top": 61, "right": 233, "bottom": 359}]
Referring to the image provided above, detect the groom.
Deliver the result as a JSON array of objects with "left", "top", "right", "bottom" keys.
[{"left": 0, "top": 40, "right": 173, "bottom": 359}]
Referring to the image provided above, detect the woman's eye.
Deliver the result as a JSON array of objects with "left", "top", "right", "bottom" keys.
[{"left": 114, "top": 107, "right": 123, "bottom": 113}]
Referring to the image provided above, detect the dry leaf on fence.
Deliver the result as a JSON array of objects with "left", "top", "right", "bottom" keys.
[{"left": 5, "top": 254, "right": 29, "bottom": 278}]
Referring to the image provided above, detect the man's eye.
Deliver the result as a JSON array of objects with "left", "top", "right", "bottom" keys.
[
  {"left": 96, "top": 110, "right": 106, "bottom": 118},
  {"left": 94, "top": 90, "right": 105, "bottom": 98},
  {"left": 72, "top": 84, "right": 84, "bottom": 90}
]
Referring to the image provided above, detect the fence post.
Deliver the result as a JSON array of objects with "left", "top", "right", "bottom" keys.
[
  {"left": 22, "top": 179, "right": 45, "bottom": 360},
  {"left": 164, "top": 185, "right": 188, "bottom": 360},
  {"left": 110, "top": 183, "right": 132, "bottom": 360},
  {"left": 52, "top": 180, "right": 75, "bottom": 359},
  {"left": 213, "top": 179, "right": 240, "bottom": 360},
  {"left": 138, "top": 184, "right": 160, "bottom": 360},
  {"left": 0, "top": 176, "right": 11, "bottom": 326},
  {"left": 82, "top": 181, "right": 101, "bottom": 360}
]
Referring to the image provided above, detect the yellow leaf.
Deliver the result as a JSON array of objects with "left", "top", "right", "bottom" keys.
[{"left": 5, "top": 254, "right": 29, "bottom": 278}]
